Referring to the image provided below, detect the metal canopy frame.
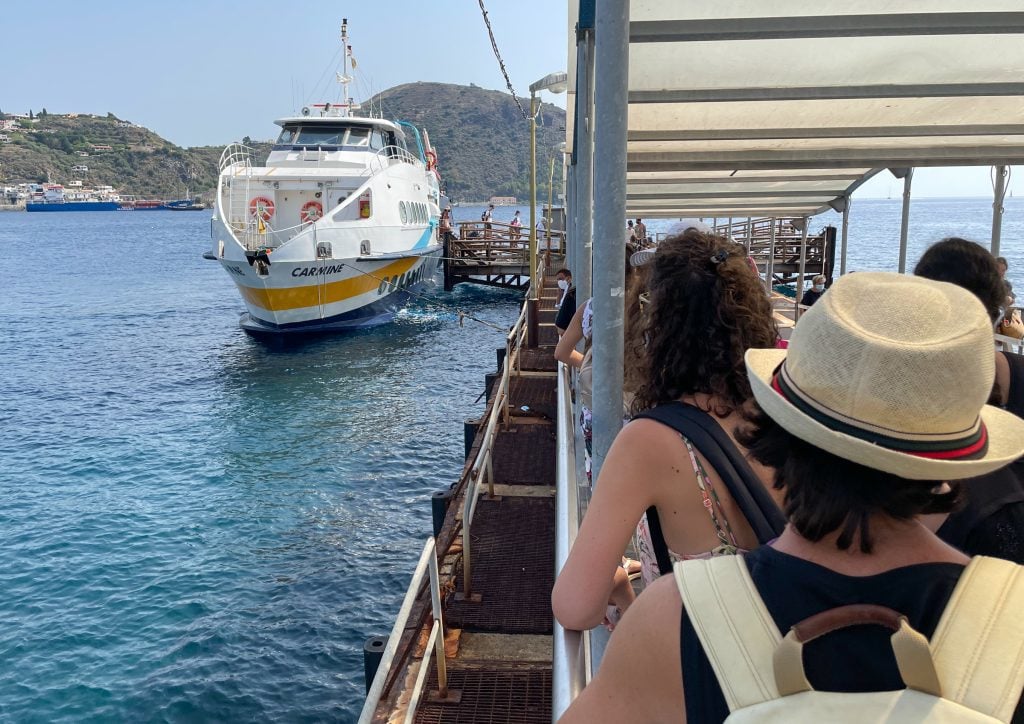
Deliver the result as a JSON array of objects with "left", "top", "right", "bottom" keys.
[{"left": 563, "top": 3, "right": 1024, "bottom": 220}]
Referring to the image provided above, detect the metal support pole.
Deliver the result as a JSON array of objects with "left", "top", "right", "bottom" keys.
[
  {"left": 577, "top": 33, "right": 594, "bottom": 304},
  {"left": 744, "top": 216, "right": 752, "bottom": 254},
  {"left": 766, "top": 219, "right": 776, "bottom": 292},
  {"left": 840, "top": 200, "right": 851, "bottom": 276},
  {"left": 795, "top": 219, "right": 809, "bottom": 318},
  {"left": 897, "top": 169, "right": 914, "bottom": 274},
  {"left": 566, "top": 166, "right": 576, "bottom": 278},
  {"left": 992, "top": 165, "right": 1008, "bottom": 257},
  {"left": 546, "top": 155, "right": 556, "bottom": 265},
  {"left": 591, "top": 0, "right": 629, "bottom": 486},
  {"left": 527, "top": 93, "right": 539, "bottom": 347}
]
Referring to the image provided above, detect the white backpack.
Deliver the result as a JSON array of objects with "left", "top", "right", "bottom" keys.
[{"left": 675, "top": 555, "right": 1024, "bottom": 722}]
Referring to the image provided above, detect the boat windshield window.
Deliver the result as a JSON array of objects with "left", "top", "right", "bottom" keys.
[
  {"left": 294, "top": 127, "right": 347, "bottom": 146},
  {"left": 275, "top": 127, "right": 297, "bottom": 145},
  {"left": 370, "top": 130, "right": 385, "bottom": 150},
  {"left": 345, "top": 127, "right": 370, "bottom": 146}
]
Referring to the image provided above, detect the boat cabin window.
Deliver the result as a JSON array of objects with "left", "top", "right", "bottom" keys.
[
  {"left": 370, "top": 129, "right": 386, "bottom": 151},
  {"left": 273, "top": 124, "right": 379, "bottom": 150},
  {"left": 346, "top": 127, "right": 370, "bottom": 147}
]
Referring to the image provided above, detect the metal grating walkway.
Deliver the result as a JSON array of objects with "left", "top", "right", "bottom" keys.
[
  {"left": 510, "top": 377, "right": 558, "bottom": 422},
  {"left": 491, "top": 426, "right": 556, "bottom": 486},
  {"left": 413, "top": 666, "right": 552, "bottom": 724},
  {"left": 446, "top": 496, "right": 554, "bottom": 634}
]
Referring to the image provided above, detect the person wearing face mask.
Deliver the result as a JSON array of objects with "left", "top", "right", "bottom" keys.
[
  {"left": 554, "top": 269, "right": 576, "bottom": 334},
  {"left": 801, "top": 274, "right": 827, "bottom": 307}
]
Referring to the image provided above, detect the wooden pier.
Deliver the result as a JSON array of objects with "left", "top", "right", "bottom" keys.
[{"left": 443, "top": 221, "right": 566, "bottom": 291}]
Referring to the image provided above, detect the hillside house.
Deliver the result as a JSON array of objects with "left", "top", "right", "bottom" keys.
[
  {"left": 91, "top": 144, "right": 113, "bottom": 152},
  {"left": 0, "top": 134, "right": 9, "bottom": 144},
  {"left": 72, "top": 165, "right": 89, "bottom": 173}
]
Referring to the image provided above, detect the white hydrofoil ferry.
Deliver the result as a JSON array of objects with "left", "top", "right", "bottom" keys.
[{"left": 209, "top": 20, "right": 443, "bottom": 334}]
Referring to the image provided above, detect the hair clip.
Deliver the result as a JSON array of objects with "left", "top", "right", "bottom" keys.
[{"left": 710, "top": 250, "right": 729, "bottom": 265}]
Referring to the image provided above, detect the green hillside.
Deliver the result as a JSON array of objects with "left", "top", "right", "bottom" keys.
[
  {"left": 0, "top": 84, "right": 565, "bottom": 202},
  {"left": 370, "top": 82, "right": 567, "bottom": 202}
]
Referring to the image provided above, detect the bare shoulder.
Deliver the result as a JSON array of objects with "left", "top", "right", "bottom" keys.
[{"left": 560, "top": 575, "right": 685, "bottom": 722}]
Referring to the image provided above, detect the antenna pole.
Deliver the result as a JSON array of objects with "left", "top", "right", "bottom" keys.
[{"left": 341, "top": 19, "right": 350, "bottom": 116}]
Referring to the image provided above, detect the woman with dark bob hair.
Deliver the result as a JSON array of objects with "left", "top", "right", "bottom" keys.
[
  {"left": 561, "top": 273, "right": 1024, "bottom": 722},
  {"left": 553, "top": 230, "right": 782, "bottom": 631},
  {"left": 914, "top": 237, "right": 1024, "bottom": 561}
]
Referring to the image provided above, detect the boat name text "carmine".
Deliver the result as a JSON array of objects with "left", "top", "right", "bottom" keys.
[{"left": 292, "top": 264, "right": 349, "bottom": 277}]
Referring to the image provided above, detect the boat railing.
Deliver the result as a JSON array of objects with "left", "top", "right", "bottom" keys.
[
  {"left": 230, "top": 216, "right": 313, "bottom": 252},
  {"left": 553, "top": 360, "right": 589, "bottom": 719},
  {"left": 218, "top": 142, "right": 254, "bottom": 172},
  {"left": 365, "top": 146, "right": 421, "bottom": 176},
  {"left": 996, "top": 334, "right": 1024, "bottom": 355},
  {"left": 357, "top": 537, "right": 450, "bottom": 724}
]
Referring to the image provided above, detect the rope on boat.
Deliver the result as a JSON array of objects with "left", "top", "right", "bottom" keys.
[{"left": 336, "top": 261, "right": 510, "bottom": 333}]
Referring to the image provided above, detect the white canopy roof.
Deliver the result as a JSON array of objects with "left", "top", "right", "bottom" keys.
[{"left": 568, "top": 1, "right": 1024, "bottom": 218}]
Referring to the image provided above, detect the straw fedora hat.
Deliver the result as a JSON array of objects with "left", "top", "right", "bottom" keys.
[{"left": 746, "top": 272, "right": 1024, "bottom": 480}]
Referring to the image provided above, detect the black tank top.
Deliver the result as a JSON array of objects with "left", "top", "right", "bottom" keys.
[
  {"left": 681, "top": 546, "right": 979, "bottom": 723},
  {"left": 1005, "top": 350, "right": 1024, "bottom": 418}
]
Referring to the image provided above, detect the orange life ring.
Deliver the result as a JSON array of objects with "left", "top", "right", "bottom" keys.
[
  {"left": 249, "top": 196, "right": 275, "bottom": 221},
  {"left": 300, "top": 201, "right": 323, "bottom": 223},
  {"left": 425, "top": 150, "right": 437, "bottom": 171}
]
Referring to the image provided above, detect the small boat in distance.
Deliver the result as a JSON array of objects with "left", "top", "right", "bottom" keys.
[
  {"left": 26, "top": 184, "right": 121, "bottom": 212},
  {"left": 164, "top": 198, "right": 206, "bottom": 211},
  {"left": 208, "top": 19, "right": 443, "bottom": 334}
]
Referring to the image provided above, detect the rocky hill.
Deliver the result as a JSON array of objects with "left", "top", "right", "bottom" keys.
[
  {"left": 0, "top": 84, "right": 566, "bottom": 202},
  {"left": 369, "top": 82, "right": 566, "bottom": 202}
]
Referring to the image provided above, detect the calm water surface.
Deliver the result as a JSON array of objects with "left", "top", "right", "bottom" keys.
[
  {"left": 0, "top": 211, "right": 519, "bottom": 722},
  {"left": 1, "top": 199, "right": 1021, "bottom": 722}
]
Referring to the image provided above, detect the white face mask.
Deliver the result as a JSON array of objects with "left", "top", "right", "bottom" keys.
[
  {"left": 557, "top": 279, "right": 569, "bottom": 290},
  {"left": 812, "top": 284, "right": 823, "bottom": 292}
]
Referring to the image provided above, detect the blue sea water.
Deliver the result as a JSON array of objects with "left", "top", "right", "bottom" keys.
[
  {"left": 0, "top": 211, "right": 520, "bottom": 722},
  {"left": 1, "top": 199, "right": 1021, "bottom": 722}
]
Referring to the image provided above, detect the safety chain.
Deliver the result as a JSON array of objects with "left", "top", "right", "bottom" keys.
[{"left": 476, "top": 0, "right": 533, "bottom": 120}]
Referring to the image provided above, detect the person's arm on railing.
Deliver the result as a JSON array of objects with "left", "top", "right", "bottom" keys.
[{"left": 554, "top": 305, "right": 586, "bottom": 367}]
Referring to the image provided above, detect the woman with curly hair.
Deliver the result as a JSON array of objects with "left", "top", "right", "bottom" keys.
[{"left": 553, "top": 229, "right": 782, "bottom": 631}]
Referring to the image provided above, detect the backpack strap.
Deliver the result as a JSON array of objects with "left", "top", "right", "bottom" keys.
[
  {"left": 634, "top": 402, "right": 786, "bottom": 547},
  {"left": 674, "top": 556, "right": 782, "bottom": 712},
  {"left": 930, "top": 556, "right": 1024, "bottom": 722}
]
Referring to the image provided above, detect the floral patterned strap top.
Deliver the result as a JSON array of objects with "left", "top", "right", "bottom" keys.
[{"left": 636, "top": 435, "right": 746, "bottom": 587}]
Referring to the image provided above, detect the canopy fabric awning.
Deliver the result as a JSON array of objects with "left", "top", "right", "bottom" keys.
[{"left": 568, "top": 1, "right": 1024, "bottom": 218}]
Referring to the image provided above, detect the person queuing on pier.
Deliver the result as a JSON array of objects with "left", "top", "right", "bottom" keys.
[
  {"left": 439, "top": 206, "right": 455, "bottom": 243},
  {"left": 800, "top": 274, "right": 827, "bottom": 307},
  {"left": 554, "top": 269, "right": 576, "bottom": 334},
  {"left": 481, "top": 203, "right": 494, "bottom": 238},
  {"left": 634, "top": 217, "right": 647, "bottom": 245},
  {"left": 915, "top": 238, "right": 1024, "bottom": 563},
  {"left": 509, "top": 209, "right": 523, "bottom": 241},
  {"left": 997, "top": 256, "right": 1017, "bottom": 306},
  {"left": 626, "top": 219, "right": 636, "bottom": 245},
  {"left": 553, "top": 229, "right": 782, "bottom": 632},
  {"left": 561, "top": 273, "right": 1024, "bottom": 723}
]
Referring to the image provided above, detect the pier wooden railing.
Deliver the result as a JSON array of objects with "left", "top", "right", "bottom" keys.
[{"left": 443, "top": 221, "right": 566, "bottom": 291}]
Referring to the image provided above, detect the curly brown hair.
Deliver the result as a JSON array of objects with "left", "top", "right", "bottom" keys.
[{"left": 627, "top": 230, "right": 779, "bottom": 415}]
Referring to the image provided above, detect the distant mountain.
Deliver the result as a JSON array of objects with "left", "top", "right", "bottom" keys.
[
  {"left": 369, "top": 82, "right": 567, "bottom": 203},
  {"left": 0, "top": 84, "right": 565, "bottom": 203}
]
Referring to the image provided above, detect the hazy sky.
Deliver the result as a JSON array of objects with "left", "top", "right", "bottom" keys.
[{"left": 5, "top": 1, "right": 1019, "bottom": 199}]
